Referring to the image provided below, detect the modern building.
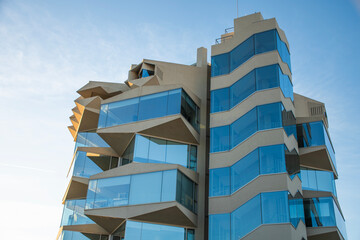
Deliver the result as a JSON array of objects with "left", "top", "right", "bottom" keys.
[{"left": 57, "top": 12, "right": 347, "bottom": 240}]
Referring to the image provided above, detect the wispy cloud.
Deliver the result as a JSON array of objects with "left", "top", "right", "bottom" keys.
[{"left": 0, "top": 162, "right": 55, "bottom": 173}]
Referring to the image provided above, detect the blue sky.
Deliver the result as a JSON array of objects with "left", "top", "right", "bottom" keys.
[{"left": 0, "top": 0, "right": 359, "bottom": 239}]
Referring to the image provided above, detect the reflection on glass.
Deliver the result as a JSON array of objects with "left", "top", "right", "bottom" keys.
[
  {"left": 61, "top": 199, "right": 94, "bottom": 226},
  {"left": 209, "top": 213, "right": 230, "bottom": 240},
  {"left": 210, "top": 102, "right": 287, "bottom": 153},
  {"left": 210, "top": 145, "right": 288, "bottom": 197},
  {"left": 211, "top": 29, "right": 291, "bottom": 77},
  {"left": 85, "top": 170, "right": 196, "bottom": 213},
  {"left": 98, "top": 89, "right": 199, "bottom": 132},
  {"left": 59, "top": 231, "right": 109, "bottom": 240},
  {"left": 124, "top": 134, "right": 197, "bottom": 171},
  {"left": 123, "top": 220, "right": 194, "bottom": 240},
  {"left": 301, "top": 168, "right": 337, "bottom": 196},
  {"left": 210, "top": 64, "right": 293, "bottom": 114},
  {"left": 75, "top": 132, "right": 109, "bottom": 150}
]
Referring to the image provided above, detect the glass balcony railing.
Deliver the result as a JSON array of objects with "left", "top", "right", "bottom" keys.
[
  {"left": 304, "top": 197, "right": 347, "bottom": 239},
  {"left": 75, "top": 132, "right": 110, "bottom": 150},
  {"left": 85, "top": 170, "right": 197, "bottom": 213},
  {"left": 58, "top": 231, "right": 108, "bottom": 240},
  {"left": 301, "top": 168, "right": 337, "bottom": 196},
  {"left": 60, "top": 199, "right": 94, "bottom": 226}
]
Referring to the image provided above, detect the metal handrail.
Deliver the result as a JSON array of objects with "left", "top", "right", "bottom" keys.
[
  {"left": 215, "top": 35, "right": 233, "bottom": 44},
  {"left": 225, "top": 27, "right": 234, "bottom": 34}
]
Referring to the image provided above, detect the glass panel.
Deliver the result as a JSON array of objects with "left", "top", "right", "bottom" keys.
[
  {"left": 61, "top": 199, "right": 94, "bottom": 226},
  {"left": 231, "top": 149, "right": 259, "bottom": 193},
  {"left": 85, "top": 180, "right": 97, "bottom": 209},
  {"left": 256, "top": 64, "right": 278, "bottom": 90},
  {"left": 129, "top": 172, "right": 162, "bottom": 205},
  {"left": 276, "top": 31, "right": 291, "bottom": 71},
  {"left": 76, "top": 132, "right": 109, "bottom": 148},
  {"left": 230, "top": 108, "right": 257, "bottom": 148},
  {"left": 122, "top": 137, "right": 135, "bottom": 164},
  {"left": 161, "top": 170, "right": 177, "bottom": 202},
  {"left": 181, "top": 173, "right": 195, "bottom": 212},
  {"left": 230, "top": 70, "right": 255, "bottom": 108},
  {"left": 124, "top": 221, "right": 142, "bottom": 240},
  {"left": 210, "top": 167, "right": 230, "bottom": 197},
  {"left": 255, "top": 29, "right": 276, "bottom": 54},
  {"left": 167, "top": 89, "right": 181, "bottom": 115},
  {"left": 165, "top": 140, "right": 188, "bottom": 167},
  {"left": 279, "top": 67, "right": 294, "bottom": 101},
  {"left": 211, "top": 53, "right": 229, "bottom": 77},
  {"left": 261, "top": 191, "right": 290, "bottom": 224},
  {"left": 304, "top": 197, "right": 336, "bottom": 228},
  {"left": 209, "top": 213, "right": 231, "bottom": 240},
  {"left": 94, "top": 176, "right": 130, "bottom": 208},
  {"left": 259, "top": 145, "right": 286, "bottom": 174},
  {"left": 133, "top": 135, "right": 150, "bottom": 163},
  {"left": 148, "top": 138, "right": 166, "bottom": 163},
  {"left": 110, "top": 157, "right": 119, "bottom": 169},
  {"left": 181, "top": 90, "right": 200, "bottom": 132},
  {"left": 98, "top": 104, "right": 108, "bottom": 129},
  {"left": 189, "top": 145, "right": 197, "bottom": 171},
  {"left": 210, "top": 125, "right": 230, "bottom": 153},
  {"left": 211, "top": 88, "right": 229, "bottom": 113},
  {"left": 257, "top": 102, "right": 282, "bottom": 130},
  {"left": 230, "top": 36, "right": 254, "bottom": 72},
  {"left": 289, "top": 198, "right": 305, "bottom": 227},
  {"left": 106, "top": 98, "right": 139, "bottom": 127},
  {"left": 231, "top": 195, "right": 261, "bottom": 240},
  {"left": 141, "top": 221, "right": 185, "bottom": 240},
  {"left": 138, "top": 91, "right": 168, "bottom": 121}
]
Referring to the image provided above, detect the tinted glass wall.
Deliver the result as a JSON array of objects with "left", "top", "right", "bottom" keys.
[
  {"left": 210, "top": 145, "right": 287, "bottom": 197},
  {"left": 304, "top": 197, "right": 347, "bottom": 239},
  {"left": 75, "top": 132, "right": 109, "bottom": 150},
  {"left": 86, "top": 170, "right": 197, "bottom": 213},
  {"left": 98, "top": 89, "right": 199, "bottom": 132},
  {"left": 209, "top": 191, "right": 290, "bottom": 240},
  {"left": 301, "top": 168, "right": 337, "bottom": 196},
  {"left": 123, "top": 221, "right": 194, "bottom": 240},
  {"left": 297, "top": 121, "right": 337, "bottom": 169},
  {"left": 211, "top": 64, "right": 293, "bottom": 113},
  {"left": 58, "top": 231, "right": 108, "bottom": 240},
  {"left": 122, "top": 134, "right": 197, "bottom": 171},
  {"left": 210, "top": 102, "right": 292, "bottom": 153},
  {"left": 72, "top": 151, "right": 119, "bottom": 178},
  {"left": 211, "top": 29, "right": 291, "bottom": 77},
  {"left": 60, "top": 199, "right": 94, "bottom": 226}
]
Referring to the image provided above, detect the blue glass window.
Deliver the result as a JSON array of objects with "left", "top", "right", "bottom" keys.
[
  {"left": 211, "top": 53, "right": 229, "bottom": 77},
  {"left": 256, "top": 64, "right": 278, "bottom": 90},
  {"left": 138, "top": 91, "right": 168, "bottom": 121},
  {"left": 59, "top": 231, "right": 108, "bottom": 240},
  {"left": 259, "top": 145, "right": 286, "bottom": 174},
  {"left": 230, "top": 36, "right": 254, "bottom": 72},
  {"left": 210, "top": 125, "right": 230, "bottom": 153},
  {"left": 86, "top": 170, "right": 197, "bottom": 213},
  {"left": 211, "top": 29, "right": 291, "bottom": 78},
  {"left": 75, "top": 132, "right": 109, "bottom": 149},
  {"left": 231, "top": 149, "right": 259, "bottom": 193},
  {"left": 289, "top": 198, "right": 305, "bottom": 227},
  {"left": 72, "top": 151, "right": 107, "bottom": 178},
  {"left": 125, "top": 134, "right": 197, "bottom": 170},
  {"left": 209, "top": 214, "right": 230, "bottom": 240},
  {"left": 261, "top": 191, "right": 290, "bottom": 224},
  {"left": 98, "top": 89, "right": 199, "bottom": 132},
  {"left": 255, "top": 29, "right": 276, "bottom": 54},
  {"left": 211, "top": 88, "right": 230, "bottom": 113},
  {"left": 230, "top": 70, "right": 255, "bottom": 108},
  {"left": 230, "top": 108, "right": 257, "bottom": 148},
  {"left": 257, "top": 102, "right": 282, "bottom": 130},
  {"left": 129, "top": 172, "right": 162, "bottom": 205},
  {"left": 61, "top": 199, "right": 94, "bottom": 226},
  {"left": 123, "top": 220, "right": 193, "bottom": 240},
  {"left": 301, "top": 168, "right": 337, "bottom": 196},
  {"left": 231, "top": 195, "right": 261, "bottom": 240},
  {"left": 210, "top": 167, "right": 230, "bottom": 197}
]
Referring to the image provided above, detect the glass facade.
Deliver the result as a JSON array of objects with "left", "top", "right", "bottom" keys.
[
  {"left": 122, "top": 220, "right": 194, "bottom": 240},
  {"left": 211, "top": 29, "right": 291, "bottom": 77},
  {"left": 304, "top": 197, "right": 347, "bottom": 239},
  {"left": 289, "top": 197, "right": 305, "bottom": 227},
  {"left": 210, "top": 145, "right": 286, "bottom": 197},
  {"left": 297, "top": 121, "right": 337, "bottom": 169},
  {"left": 98, "top": 89, "right": 199, "bottom": 132},
  {"left": 210, "top": 102, "right": 293, "bottom": 153},
  {"left": 209, "top": 191, "right": 290, "bottom": 240},
  {"left": 211, "top": 64, "right": 293, "bottom": 113},
  {"left": 85, "top": 170, "right": 197, "bottom": 213},
  {"left": 121, "top": 134, "right": 197, "bottom": 171},
  {"left": 301, "top": 168, "right": 337, "bottom": 196},
  {"left": 75, "top": 132, "right": 110, "bottom": 150},
  {"left": 58, "top": 231, "right": 108, "bottom": 240},
  {"left": 72, "top": 151, "right": 119, "bottom": 178},
  {"left": 60, "top": 199, "right": 94, "bottom": 226}
]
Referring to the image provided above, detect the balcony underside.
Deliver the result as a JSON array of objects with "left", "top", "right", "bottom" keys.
[
  {"left": 307, "top": 227, "right": 345, "bottom": 240},
  {"left": 85, "top": 201, "right": 197, "bottom": 233},
  {"left": 299, "top": 146, "right": 337, "bottom": 178},
  {"left": 62, "top": 224, "right": 109, "bottom": 235},
  {"left": 97, "top": 115, "right": 200, "bottom": 156},
  {"left": 62, "top": 176, "right": 89, "bottom": 203}
]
